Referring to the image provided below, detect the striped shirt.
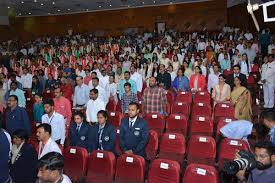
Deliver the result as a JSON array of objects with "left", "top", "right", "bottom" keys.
[{"left": 121, "top": 92, "right": 138, "bottom": 113}]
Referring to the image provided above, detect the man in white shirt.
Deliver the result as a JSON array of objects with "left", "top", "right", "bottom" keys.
[
  {"left": 236, "top": 40, "right": 245, "bottom": 54},
  {"left": 37, "top": 151, "right": 72, "bottom": 183},
  {"left": 41, "top": 99, "right": 65, "bottom": 146},
  {"left": 88, "top": 77, "right": 108, "bottom": 105},
  {"left": 261, "top": 56, "right": 275, "bottom": 109},
  {"left": 130, "top": 66, "right": 143, "bottom": 93},
  {"left": 86, "top": 88, "right": 105, "bottom": 124},
  {"left": 36, "top": 123, "right": 62, "bottom": 159},
  {"left": 99, "top": 69, "right": 109, "bottom": 89},
  {"left": 208, "top": 64, "right": 221, "bottom": 93},
  {"left": 73, "top": 76, "right": 90, "bottom": 107},
  {"left": 197, "top": 38, "right": 206, "bottom": 52},
  {"left": 244, "top": 31, "right": 253, "bottom": 41},
  {"left": 21, "top": 67, "right": 32, "bottom": 89}
]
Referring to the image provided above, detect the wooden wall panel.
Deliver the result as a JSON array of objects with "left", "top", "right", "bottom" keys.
[{"left": 1, "top": 0, "right": 227, "bottom": 41}]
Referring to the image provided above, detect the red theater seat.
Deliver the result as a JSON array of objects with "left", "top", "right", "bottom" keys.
[
  {"left": 145, "top": 130, "right": 159, "bottom": 161},
  {"left": 144, "top": 113, "right": 165, "bottom": 138},
  {"left": 166, "top": 114, "right": 188, "bottom": 136},
  {"left": 187, "top": 135, "right": 216, "bottom": 166},
  {"left": 114, "top": 154, "right": 145, "bottom": 183},
  {"left": 148, "top": 159, "right": 180, "bottom": 183},
  {"left": 63, "top": 146, "right": 88, "bottom": 182},
  {"left": 171, "top": 102, "right": 190, "bottom": 117},
  {"left": 215, "top": 117, "right": 235, "bottom": 140},
  {"left": 214, "top": 103, "right": 235, "bottom": 120},
  {"left": 86, "top": 150, "right": 116, "bottom": 183},
  {"left": 190, "top": 115, "right": 213, "bottom": 136},
  {"left": 159, "top": 133, "right": 186, "bottom": 165},
  {"left": 107, "top": 111, "right": 122, "bottom": 128},
  {"left": 218, "top": 138, "right": 249, "bottom": 170},
  {"left": 194, "top": 91, "right": 211, "bottom": 105},
  {"left": 176, "top": 91, "right": 192, "bottom": 104},
  {"left": 192, "top": 102, "right": 212, "bottom": 116},
  {"left": 106, "top": 99, "right": 117, "bottom": 112},
  {"left": 183, "top": 163, "right": 219, "bottom": 183}
]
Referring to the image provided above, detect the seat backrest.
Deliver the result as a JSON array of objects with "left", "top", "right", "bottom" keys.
[
  {"left": 171, "top": 102, "right": 190, "bottom": 117},
  {"left": 166, "top": 114, "right": 188, "bottom": 136},
  {"left": 176, "top": 91, "right": 192, "bottom": 104},
  {"left": 145, "top": 130, "right": 159, "bottom": 161},
  {"left": 106, "top": 99, "right": 117, "bottom": 112},
  {"left": 192, "top": 102, "right": 212, "bottom": 116},
  {"left": 159, "top": 133, "right": 186, "bottom": 164},
  {"left": 144, "top": 113, "right": 165, "bottom": 138},
  {"left": 214, "top": 103, "right": 235, "bottom": 119},
  {"left": 215, "top": 117, "right": 235, "bottom": 140},
  {"left": 148, "top": 159, "right": 180, "bottom": 183},
  {"left": 183, "top": 163, "right": 219, "bottom": 183},
  {"left": 187, "top": 135, "right": 216, "bottom": 166},
  {"left": 190, "top": 115, "right": 213, "bottom": 136},
  {"left": 115, "top": 154, "right": 145, "bottom": 183},
  {"left": 218, "top": 138, "right": 250, "bottom": 170},
  {"left": 166, "top": 90, "right": 175, "bottom": 105},
  {"left": 63, "top": 146, "right": 88, "bottom": 182},
  {"left": 107, "top": 111, "right": 122, "bottom": 128},
  {"left": 86, "top": 150, "right": 116, "bottom": 183},
  {"left": 115, "top": 129, "right": 122, "bottom": 156},
  {"left": 194, "top": 91, "right": 211, "bottom": 105}
]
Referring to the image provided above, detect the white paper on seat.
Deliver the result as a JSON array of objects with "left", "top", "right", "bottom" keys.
[
  {"left": 198, "top": 103, "right": 204, "bottom": 106},
  {"left": 27, "top": 98, "right": 31, "bottom": 101},
  {"left": 110, "top": 112, "right": 115, "bottom": 116},
  {"left": 178, "top": 102, "right": 183, "bottom": 106},
  {"left": 199, "top": 137, "right": 207, "bottom": 142},
  {"left": 181, "top": 92, "right": 186, "bottom": 94},
  {"left": 70, "top": 148, "right": 76, "bottom": 154},
  {"left": 168, "top": 134, "right": 176, "bottom": 139},
  {"left": 126, "top": 157, "right": 133, "bottom": 163},
  {"left": 97, "top": 152, "right": 104, "bottom": 158},
  {"left": 152, "top": 114, "right": 157, "bottom": 119},
  {"left": 200, "top": 92, "right": 205, "bottom": 95},
  {"left": 160, "top": 163, "right": 169, "bottom": 169},
  {"left": 116, "top": 129, "right": 120, "bottom": 134},
  {"left": 198, "top": 117, "right": 205, "bottom": 121},
  {"left": 175, "top": 115, "right": 181, "bottom": 120},
  {"left": 197, "top": 168, "right": 206, "bottom": 175},
  {"left": 230, "top": 140, "right": 239, "bottom": 146},
  {"left": 221, "top": 104, "right": 227, "bottom": 108},
  {"left": 225, "top": 118, "right": 232, "bottom": 123}
]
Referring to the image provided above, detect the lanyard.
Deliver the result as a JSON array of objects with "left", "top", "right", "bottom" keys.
[{"left": 48, "top": 114, "right": 55, "bottom": 125}]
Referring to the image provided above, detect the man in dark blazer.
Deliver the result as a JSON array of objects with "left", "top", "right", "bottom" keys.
[
  {"left": 119, "top": 102, "right": 149, "bottom": 158},
  {"left": 90, "top": 110, "right": 116, "bottom": 153},
  {"left": 69, "top": 111, "right": 91, "bottom": 152},
  {"left": 10, "top": 129, "right": 37, "bottom": 183},
  {"left": 226, "top": 64, "right": 247, "bottom": 90}
]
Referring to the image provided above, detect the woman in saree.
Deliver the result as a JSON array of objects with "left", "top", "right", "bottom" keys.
[{"left": 230, "top": 76, "right": 252, "bottom": 121}]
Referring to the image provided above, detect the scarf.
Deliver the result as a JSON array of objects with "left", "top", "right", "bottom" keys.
[{"left": 11, "top": 142, "right": 24, "bottom": 164}]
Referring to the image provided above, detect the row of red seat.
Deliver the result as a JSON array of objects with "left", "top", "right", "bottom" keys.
[{"left": 62, "top": 134, "right": 249, "bottom": 183}]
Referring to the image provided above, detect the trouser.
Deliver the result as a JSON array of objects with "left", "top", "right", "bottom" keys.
[{"left": 263, "top": 83, "right": 275, "bottom": 108}]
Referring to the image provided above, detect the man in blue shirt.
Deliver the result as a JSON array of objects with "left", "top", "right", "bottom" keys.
[
  {"left": 5, "top": 95, "right": 31, "bottom": 135},
  {"left": 119, "top": 102, "right": 149, "bottom": 158},
  {"left": 119, "top": 71, "right": 137, "bottom": 99}
]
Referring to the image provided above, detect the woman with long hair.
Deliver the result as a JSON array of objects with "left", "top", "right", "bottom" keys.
[
  {"left": 189, "top": 66, "right": 206, "bottom": 93},
  {"left": 151, "top": 62, "right": 159, "bottom": 78},
  {"left": 230, "top": 76, "right": 252, "bottom": 120},
  {"left": 212, "top": 74, "right": 231, "bottom": 105},
  {"left": 173, "top": 68, "right": 190, "bottom": 92}
]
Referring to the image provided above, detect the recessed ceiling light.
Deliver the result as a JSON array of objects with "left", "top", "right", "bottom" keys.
[
  {"left": 67, "top": 8, "right": 70, "bottom": 11},
  {"left": 8, "top": 6, "right": 10, "bottom": 9},
  {"left": 19, "top": 13, "right": 22, "bottom": 16},
  {"left": 41, "top": 3, "right": 44, "bottom": 6},
  {"left": 57, "top": 9, "right": 60, "bottom": 12},
  {"left": 34, "top": 0, "right": 37, "bottom": 2},
  {"left": 28, "top": 12, "right": 31, "bottom": 15},
  {"left": 86, "top": 9, "right": 89, "bottom": 11},
  {"left": 153, "top": 1, "right": 156, "bottom": 3},
  {"left": 142, "top": 2, "right": 145, "bottom": 4},
  {"left": 170, "top": 1, "right": 173, "bottom": 4},
  {"left": 52, "top": 2, "right": 55, "bottom": 5},
  {"left": 21, "top": 1, "right": 24, "bottom": 4},
  {"left": 48, "top": 12, "right": 51, "bottom": 15},
  {"left": 99, "top": 5, "right": 101, "bottom": 8},
  {"left": 128, "top": 5, "right": 130, "bottom": 7},
  {"left": 109, "top": 4, "right": 112, "bottom": 7}
]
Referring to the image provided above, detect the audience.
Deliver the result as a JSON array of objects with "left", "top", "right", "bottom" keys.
[
  {"left": 121, "top": 82, "right": 138, "bottom": 114},
  {"left": 189, "top": 66, "right": 206, "bottom": 93},
  {"left": 73, "top": 76, "right": 90, "bottom": 107},
  {"left": 172, "top": 68, "right": 190, "bottom": 92},
  {"left": 33, "top": 93, "right": 44, "bottom": 125},
  {"left": 0, "top": 128, "right": 11, "bottom": 183},
  {"left": 226, "top": 64, "right": 247, "bottom": 90},
  {"left": 212, "top": 74, "right": 231, "bottom": 105}
]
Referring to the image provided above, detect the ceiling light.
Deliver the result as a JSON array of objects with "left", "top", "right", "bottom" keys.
[
  {"left": 109, "top": 4, "right": 112, "bottom": 7},
  {"left": 52, "top": 1, "right": 55, "bottom": 5},
  {"left": 48, "top": 12, "right": 51, "bottom": 15},
  {"left": 8, "top": 6, "right": 10, "bottom": 9},
  {"left": 67, "top": 8, "right": 70, "bottom": 11},
  {"left": 21, "top": 1, "right": 24, "bottom": 4},
  {"left": 86, "top": 9, "right": 89, "bottom": 11},
  {"left": 28, "top": 12, "right": 31, "bottom": 15},
  {"left": 170, "top": 1, "right": 173, "bottom": 4},
  {"left": 128, "top": 5, "right": 130, "bottom": 7},
  {"left": 153, "top": 1, "right": 156, "bottom": 3},
  {"left": 18, "top": 13, "right": 22, "bottom": 16},
  {"left": 57, "top": 9, "right": 60, "bottom": 12},
  {"left": 41, "top": 3, "right": 44, "bottom": 5},
  {"left": 34, "top": 0, "right": 37, "bottom": 2},
  {"left": 142, "top": 2, "right": 145, "bottom": 4},
  {"left": 99, "top": 5, "right": 101, "bottom": 8}
]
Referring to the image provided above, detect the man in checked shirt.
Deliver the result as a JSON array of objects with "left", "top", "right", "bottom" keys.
[{"left": 142, "top": 77, "right": 167, "bottom": 116}]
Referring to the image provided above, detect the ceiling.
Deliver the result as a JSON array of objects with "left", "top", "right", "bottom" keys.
[{"left": 2, "top": 0, "right": 211, "bottom": 17}]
